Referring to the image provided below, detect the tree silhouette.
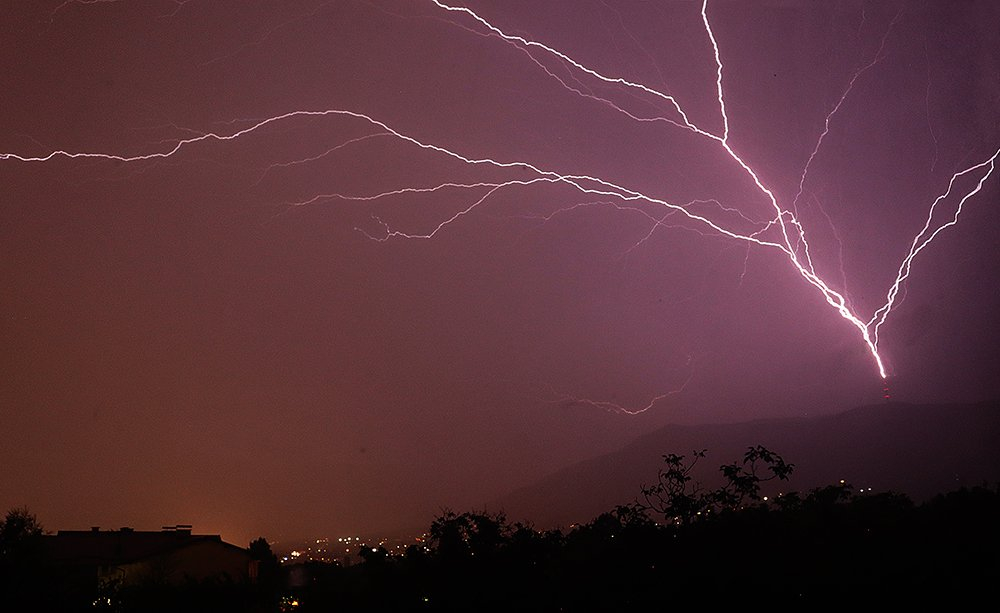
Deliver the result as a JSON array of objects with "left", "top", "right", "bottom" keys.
[
  {"left": 639, "top": 446, "right": 793, "bottom": 524},
  {"left": 0, "top": 506, "right": 43, "bottom": 557},
  {"left": 428, "top": 510, "right": 510, "bottom": 563},
  {"left": 272, "top": 456, "right": 998, "bottom": 610},
  {"left": 0, "top": 507, "right": 45, "bottom": 609},
  {"left": 248, "top": 536, "right": 282, "bottom": 608}
]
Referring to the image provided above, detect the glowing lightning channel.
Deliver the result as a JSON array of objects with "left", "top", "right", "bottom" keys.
[
  {"left": 424, "top": 1, "right": 888, "bottom": 378},
  {"left": 49, "top": 0, "right": 192, "bottom": 20},
  {"left": 552, "top": 364, "right": 696, "bottom": 416},
  {"left": 704, "top": 1, "right": 887, "bottom": 377},
  {"left": 7, "top": 0, "right": 999, "bottom": 411},
  {"left": 427, "top": 0, "right": 712, "bottom": 139},
  {"left": 869, "top": 150, "right": 1000, "bottom": 347},
  {"left": 421, "top": 0, "right": 998, "bottom": 383}
]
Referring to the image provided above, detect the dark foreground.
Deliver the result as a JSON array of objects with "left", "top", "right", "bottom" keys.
[{"left": 3, "top": 452, "right": 998, "bottom": 611}]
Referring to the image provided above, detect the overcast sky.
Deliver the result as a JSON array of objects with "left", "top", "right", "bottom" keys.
[{"left": 2, "top": 0, "right": 998, "bottom": 544}]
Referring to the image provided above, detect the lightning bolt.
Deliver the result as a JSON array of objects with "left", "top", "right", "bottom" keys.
[
  {"left": 49, "top": 0, "right": 192, "bottom": 20},
  {"left": 6, "top": 0, "right": 998, "bottom": 413}
]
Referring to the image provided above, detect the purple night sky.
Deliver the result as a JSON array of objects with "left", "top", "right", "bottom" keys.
[{"left": 2, "top": 0, "right": 998, "bottom": 544}]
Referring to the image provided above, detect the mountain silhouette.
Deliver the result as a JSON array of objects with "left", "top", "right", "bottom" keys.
[{"left": 492, "top": 400, "right": 1000, "bottom": 527}]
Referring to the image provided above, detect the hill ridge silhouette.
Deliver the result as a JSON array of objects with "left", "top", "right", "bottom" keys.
[{"left": 491, "top": 400, "right": 1000, "bottom": 527}]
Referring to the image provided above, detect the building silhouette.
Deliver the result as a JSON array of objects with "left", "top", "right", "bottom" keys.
[{"left": 44, "top": 525, "right": 256, "bottom": 589}]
